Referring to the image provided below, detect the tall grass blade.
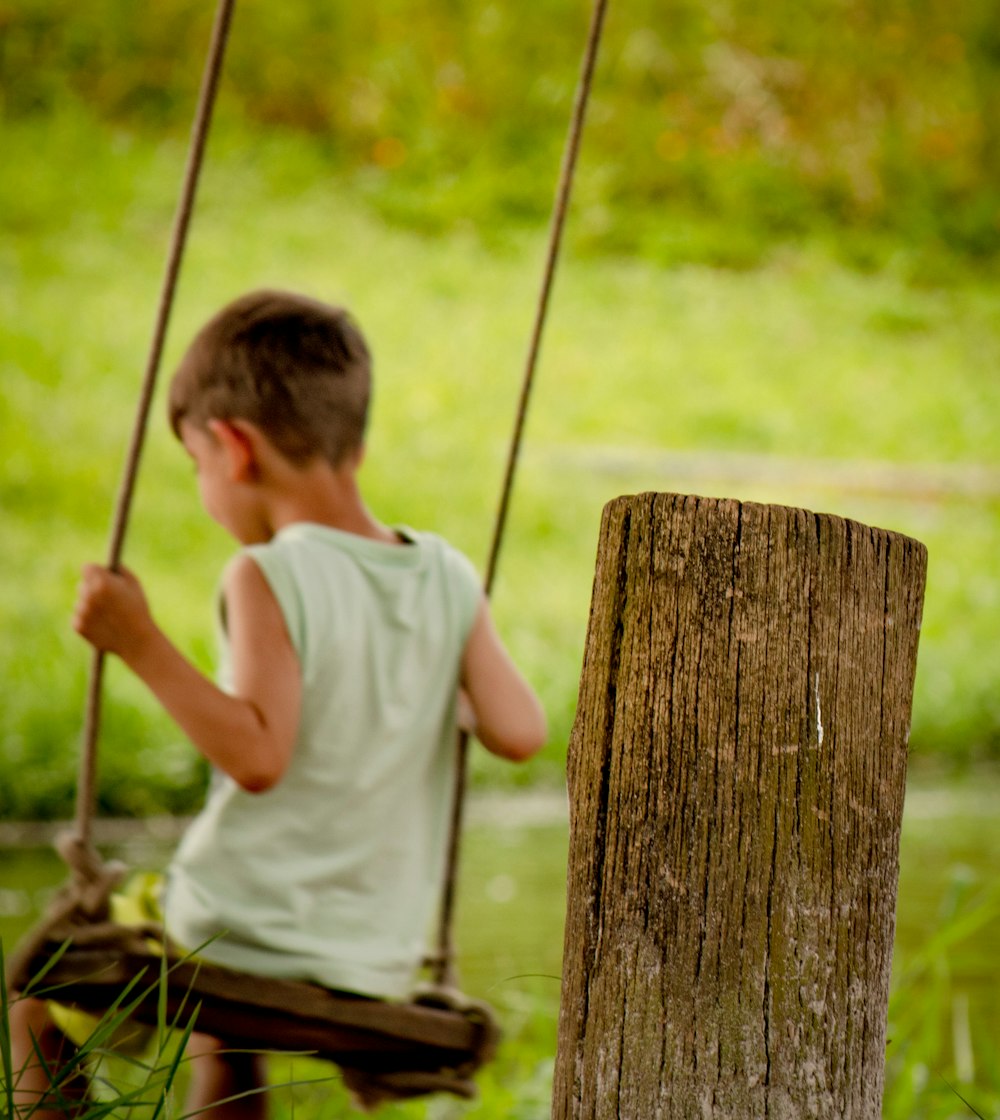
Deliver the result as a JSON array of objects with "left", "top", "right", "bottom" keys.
[
  {"left": 938, "top": 1074, "right": 987, "bottom": 1120},
  {"left": 1, "top": 945, "right": 15, "bottom": 1120},
  {"left": 149, "top": 1009, "right": 199, "bottom": 1120}
]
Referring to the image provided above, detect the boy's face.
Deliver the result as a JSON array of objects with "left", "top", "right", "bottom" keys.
[{"left": 180, "top": 420, "right": 261, "bottom": 543}]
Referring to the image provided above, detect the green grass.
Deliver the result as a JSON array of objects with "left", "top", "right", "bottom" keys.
[
  {"left": 887, "top": 775, "right": 1000, "bottom": 1119},
  {"left": 2, "top": 104, "right": 999, "bottom": 816},
  {"left": 1, "top": 939, "right": 203, "bottom": 1120}
]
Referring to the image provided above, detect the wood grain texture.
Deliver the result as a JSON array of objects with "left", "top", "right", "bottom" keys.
[{"left": 552, "top": 493, "right": 927, "bottom": 1120}]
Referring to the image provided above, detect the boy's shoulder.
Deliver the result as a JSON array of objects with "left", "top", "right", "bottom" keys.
[
  {"left": 240, "top": 523, "right": 482, "bottom": 650},
  {"left": 245, "top": 522, "right": 480, "bottom": 587}
]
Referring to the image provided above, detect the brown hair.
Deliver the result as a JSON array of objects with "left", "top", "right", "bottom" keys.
[{"left": 168, "top": 290, "right": 372, "bottom": 467}]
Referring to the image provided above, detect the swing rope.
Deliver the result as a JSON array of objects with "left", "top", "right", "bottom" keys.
[
  {"left": 69, "top": 0, "right": 237, "bottom": 896},
  {"left": 3, "top": 0, "right": 237, "bottom": 994},
  {"left": 431, "top": 0, "right": 610, "bottom": 989}
]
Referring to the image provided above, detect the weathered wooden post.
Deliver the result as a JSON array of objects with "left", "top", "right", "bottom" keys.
[{"left": 552, "top": 493, "right": 927, "bottom": 1120}]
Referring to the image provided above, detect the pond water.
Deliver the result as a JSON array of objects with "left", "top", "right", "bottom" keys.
[
  {"left": 0, "top": 792, "right": 572, "bottom": 999},
  {"left": 1, "top": 778, "right": 997, "bottom": 1089}
]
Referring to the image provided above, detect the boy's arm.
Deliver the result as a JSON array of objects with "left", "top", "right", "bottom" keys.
[
  {"left": 73, "top": 554, "right": 300, "bottom": 792},
  {"left": 460, "top": 596, "right": 546, "bottom": 761}
]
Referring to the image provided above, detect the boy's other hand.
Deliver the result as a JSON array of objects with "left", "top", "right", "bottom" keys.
[{"left": 73, "top": 564, "right": 158, "bottom": 660}]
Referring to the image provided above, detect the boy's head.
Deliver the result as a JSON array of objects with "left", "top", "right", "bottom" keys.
[{"left": 169, "top": 290, "right": 371, "bottom": 468}]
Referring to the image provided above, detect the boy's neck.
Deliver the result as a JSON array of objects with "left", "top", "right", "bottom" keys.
[{"left": 256, "top": 457, "right": 398, "bottom": 546}]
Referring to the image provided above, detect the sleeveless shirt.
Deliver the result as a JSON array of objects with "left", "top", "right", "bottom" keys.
[{"left": 164, "top": 522, "right": 481, "bottom": 998}]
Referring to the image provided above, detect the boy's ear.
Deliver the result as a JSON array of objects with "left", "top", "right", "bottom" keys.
[{"left": 207, "top": 419, "right": 258, "bottom": 482}]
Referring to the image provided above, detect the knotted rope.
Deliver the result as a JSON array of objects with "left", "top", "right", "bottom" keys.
[
  {"left": 7, "top": 4, "right": 237, "bottom": 970},
  {"left": 5, "top": 3, "right": 234, "bottom": 995}
]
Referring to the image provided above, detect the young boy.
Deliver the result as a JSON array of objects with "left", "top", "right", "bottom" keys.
[{"left": 10, "top": 289, "right": 547, "bottom": 1119}]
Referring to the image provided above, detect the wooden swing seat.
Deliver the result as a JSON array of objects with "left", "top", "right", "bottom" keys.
[{"left": 17, "top": 937, "right": 498, "bottom": 1090}]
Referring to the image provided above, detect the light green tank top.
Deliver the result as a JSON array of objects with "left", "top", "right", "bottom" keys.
[{"left": 165, "top": 522, "right": 481, "bottom": 998}]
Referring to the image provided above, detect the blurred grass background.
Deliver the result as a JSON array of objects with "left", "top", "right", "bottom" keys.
[
  {"left": 1, "top": 0, "right": 998, "bottom": 811},
  {"left": 5, "top": 0, "right": 1000, "bottom": 273}
]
